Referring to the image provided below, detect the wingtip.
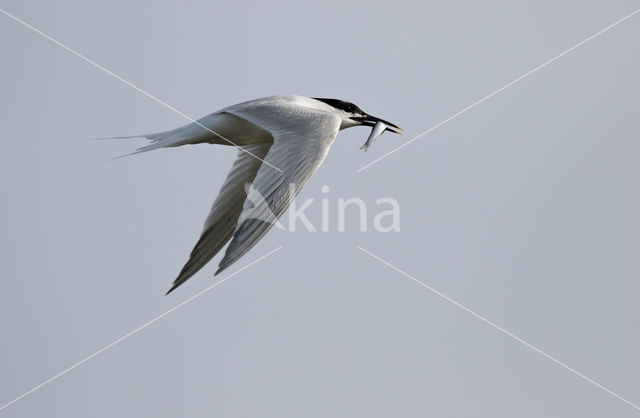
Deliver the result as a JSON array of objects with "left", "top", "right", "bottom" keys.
[
  {"left": 165, "top": 280, "right": 184, "bottom": 295},
  {"left": 215, "top": 254, "right": 237, "bottom": 276}
]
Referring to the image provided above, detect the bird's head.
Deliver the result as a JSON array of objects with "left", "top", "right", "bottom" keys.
[{"left": 312, "top": 98, "right": 402, "bottom": 134}]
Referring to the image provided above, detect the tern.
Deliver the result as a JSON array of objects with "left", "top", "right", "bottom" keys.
[{"left": 111, "top": 95, "right": 401, "bottom": 293}]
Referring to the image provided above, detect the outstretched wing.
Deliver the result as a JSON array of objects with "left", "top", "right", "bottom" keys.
[
  {"left": 215, "top": 102, "right": 342, "bottom": 274},
  {"left": 166, "top": 143, "right": 271, "bottom": 294}
]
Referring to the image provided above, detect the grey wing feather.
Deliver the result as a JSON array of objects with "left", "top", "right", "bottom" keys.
[
  {"left": 215, "top": 104, "right": 341, "bottom": 274},
  {"left": 166, "top": 143, "right": 271, "bottom": 294}
]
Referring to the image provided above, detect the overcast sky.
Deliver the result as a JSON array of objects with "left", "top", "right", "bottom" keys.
[{"left": 1, "top": 1, "right": 639, "bottom": 417}]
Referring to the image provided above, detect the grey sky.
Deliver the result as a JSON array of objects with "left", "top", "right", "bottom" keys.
[{"left": 1, "top": 1, "right": 639, "bottom": 417}]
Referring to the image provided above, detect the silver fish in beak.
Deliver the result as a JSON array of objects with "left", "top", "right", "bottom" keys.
[
  {"left": 353, "top": 114, "right": 402, "bottom": 152},
  {"left": 361, "top": 121, "right": 388, "bottom": 152}
]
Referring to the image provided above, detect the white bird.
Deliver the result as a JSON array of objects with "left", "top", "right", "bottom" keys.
[{"left": 111, "top": 95, "right": 401, "bottom": 293}]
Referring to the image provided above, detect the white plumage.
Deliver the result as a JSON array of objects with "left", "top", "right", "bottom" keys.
[{"left": 109, "top": 95, "right": 400, "bottom": 293}]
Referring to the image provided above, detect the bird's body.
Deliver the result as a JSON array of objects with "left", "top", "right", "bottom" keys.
[{"left": 113, "top": 95, "right": 400, "bottom": 293}]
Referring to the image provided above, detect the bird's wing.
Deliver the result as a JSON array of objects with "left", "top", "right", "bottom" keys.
[
  {"left": 215, "top": 103, "right": 342, "bottom": 274},
  {"left": 167, "top": 143, "right": 271, "bottom": 294}
]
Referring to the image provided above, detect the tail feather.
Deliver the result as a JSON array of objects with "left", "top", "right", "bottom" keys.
[
  {"left": 91, "top": 131, "right": 168, "bottom": 141},
  {"left": 98, "top": 126, "right": 194, "bottom": 159},
  {"left": 97, "top": 112, "right": 250, "bottom": 160},
  {"left": 96, "top": 112, "right": 259, "bottom": 160},
  {"left": 106, "top": 144, "right": 166, "bottom": 161}
]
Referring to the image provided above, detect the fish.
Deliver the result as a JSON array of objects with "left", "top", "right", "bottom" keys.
[{"left": 360, "top": 121, "right": 388, "bottom": 152}]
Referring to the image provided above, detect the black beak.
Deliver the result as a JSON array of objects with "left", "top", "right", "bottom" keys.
[{"left": 352, "top": 114, "right": 403, "bottom": 134}]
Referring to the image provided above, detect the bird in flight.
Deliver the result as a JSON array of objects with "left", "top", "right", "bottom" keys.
[{"left": 111, "top": 95, "right": 400, "bottom": 293}]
